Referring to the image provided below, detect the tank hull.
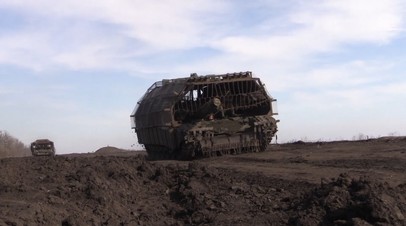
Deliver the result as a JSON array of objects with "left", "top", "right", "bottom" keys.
[{"left": 131, "top": 72, "right": 278, "bottom": 160}]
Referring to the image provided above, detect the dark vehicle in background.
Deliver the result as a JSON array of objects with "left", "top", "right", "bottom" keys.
[
  {"left": 131, "top": 71, "right": 278, "bottom": 160},
  {"left": 30, "top": 139, "right": 55, "bottom": 156}
]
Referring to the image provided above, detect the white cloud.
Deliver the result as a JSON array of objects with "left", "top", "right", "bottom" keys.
[
  {"left": 0, "top": 0, "right": 404, "bottom": 72},
  {"left": 0, "top": 0, "right": 227, "bottom": 48},
  {"left": 275, "top": 60, "right": 393, "bottom": 91},
  {"left": 274, "top": 58, "right": 403, "bottom": 105},
  {"left": 213, "top": 0, "right": 403, "bottom": 59},
  {"left": 0, "top": 31, "right": 53, "bottom": 71},
  {"left": 0, "top": 0, "right": 230, "bottom": 71},
  {"left": 292, "top": 1, "right": 403, "bottom": 42}
]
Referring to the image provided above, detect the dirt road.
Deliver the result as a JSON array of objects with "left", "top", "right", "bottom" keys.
[{"left": 0, "top": 137, "right": 405, "bottom": 225}]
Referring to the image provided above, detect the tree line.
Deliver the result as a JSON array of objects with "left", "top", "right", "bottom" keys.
[{"left": 0, "top": 131, "right": 31, "bottom": 158}]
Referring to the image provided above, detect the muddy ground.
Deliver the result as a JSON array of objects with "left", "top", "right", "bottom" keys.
[{"left": 0, "top": 137, "right": 405, "bottom": 226}]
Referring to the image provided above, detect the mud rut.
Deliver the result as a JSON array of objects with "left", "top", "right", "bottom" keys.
[{"left": 0, "top": 138, "right": 405, "bottom": 226}]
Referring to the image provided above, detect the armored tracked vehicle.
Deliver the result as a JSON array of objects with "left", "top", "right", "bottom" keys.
[
  {"left": 131, "top": 71, "right": 278, "bottom": 160},
  {"left": 30, "top": 139, "right": 55, "bottom": 156}
]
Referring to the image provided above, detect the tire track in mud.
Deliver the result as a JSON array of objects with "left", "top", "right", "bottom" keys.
[{"left": 312, "top": 157, "right": 406, "bottom": 172}]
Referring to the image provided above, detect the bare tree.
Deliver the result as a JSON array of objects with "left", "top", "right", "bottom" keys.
[{"left": 0, "top": 131, "right": 31, "bottom": 158}]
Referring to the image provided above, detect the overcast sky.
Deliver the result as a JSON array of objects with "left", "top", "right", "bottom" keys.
[{"left": 1, "top": 0, "right": 405, "bottom": 154}]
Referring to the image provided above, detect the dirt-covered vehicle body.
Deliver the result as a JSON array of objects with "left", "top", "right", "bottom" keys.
[
  {"left": 131, "top": 71, "right": 278, "bottom": 159},
  {"left": 30, "top": 139, "right": 55, "bottom": 156}
]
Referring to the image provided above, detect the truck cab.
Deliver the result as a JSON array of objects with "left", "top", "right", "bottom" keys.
[{"left": 30, "top": 139, "right": 55, "bottom": 156}]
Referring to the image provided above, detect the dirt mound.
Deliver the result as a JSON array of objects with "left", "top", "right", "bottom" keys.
[
  {"left": 0, "top": 155, "right": 181, "bottom": 225},
  {"left": 0, "top": 138, "right": 405, "bottom": 225},
  {"left": 291, "top": 173, "right": 406, "bottom": 226},
  {"left": 167, "top": 167, "right": 406, "bottom": 226},
  {"left": 0, "top": 156, "right": 312, "bottom": 225},
  {"left": 95, "top": 146, "right": 125, "bottom": 154},
  {"left": 167, "top": 162, "right": 309, "bottom": 225},
  {"left": 377, "top": 136, "right": 406, "bottom": 142}
]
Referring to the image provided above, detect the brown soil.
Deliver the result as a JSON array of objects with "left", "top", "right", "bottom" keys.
[{"left": 0, "top": 137, "right": 405, "bottom": 226}]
